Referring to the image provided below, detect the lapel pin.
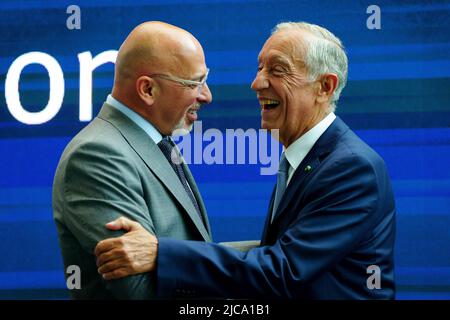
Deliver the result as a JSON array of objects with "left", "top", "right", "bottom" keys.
[{"left": 304, "top": 165, "right": 312, "bottom": 172}]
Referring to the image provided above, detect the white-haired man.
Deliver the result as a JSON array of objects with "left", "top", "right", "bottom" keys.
[{"left": 95, "top": 22, "right": 396, "bottom": 299}]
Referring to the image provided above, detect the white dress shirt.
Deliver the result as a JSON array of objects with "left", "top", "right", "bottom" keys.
[{"left": 284, "top": 113, "right": 336, "bottom": 185}]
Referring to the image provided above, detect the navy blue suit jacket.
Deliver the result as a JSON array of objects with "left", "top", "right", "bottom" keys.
[{"left": 156, "top": 117, "right": 396, "bottom": 299}]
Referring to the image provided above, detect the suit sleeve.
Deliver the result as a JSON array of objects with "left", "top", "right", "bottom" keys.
[
  {"left": 156, "top": 153, "right": 385, "bottom": 298},
  {"left": 61, "top": 141, "right": 156, "bottom": 299}
]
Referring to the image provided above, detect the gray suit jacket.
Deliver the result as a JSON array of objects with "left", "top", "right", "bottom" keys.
[{"left": 52, "top": 103, "right": 211, "bottom": 299}]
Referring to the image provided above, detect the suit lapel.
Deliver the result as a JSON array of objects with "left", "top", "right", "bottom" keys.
[
  {"left": 98, "top": 103, "right": 211, "bottom": 241},
  {"left": 182, "top": 162, "right": 212, "bottom": 237},
  {"left": 271, "top": 156, "right": 321, "bottom": 223},
  {"left": 263, "top": 117, "right": 350, "bottom": 238},
  {"left": 261, "top": 187, "right": 276, "bottom": 245}
]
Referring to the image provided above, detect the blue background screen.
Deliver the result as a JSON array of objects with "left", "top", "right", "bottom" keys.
[{"left": 0, "top": 0, "right": 449, "bottom": 299}]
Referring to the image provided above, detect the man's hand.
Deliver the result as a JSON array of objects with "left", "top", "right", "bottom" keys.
[{"left": 95, "top": 217, "right": 158, "bottom": 280}]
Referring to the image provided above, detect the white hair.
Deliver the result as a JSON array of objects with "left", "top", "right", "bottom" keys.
[{"left": 273, "top": 22, "right": 348, "bottom": 112}]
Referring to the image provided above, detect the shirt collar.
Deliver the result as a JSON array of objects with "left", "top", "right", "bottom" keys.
[
  {"left": 106, "top": 94, "right": 163, "bottom": 144},
  {"left": 284, "top": 112, "right": 336, "bottom": 174}
]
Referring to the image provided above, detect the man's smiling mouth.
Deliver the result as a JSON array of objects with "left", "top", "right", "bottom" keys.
[
  {"left": 259, "top": 99, "right": 280, "bottom": 110},
  {"left": 186, "top": 105, "right": 201, "bottom": 121}
]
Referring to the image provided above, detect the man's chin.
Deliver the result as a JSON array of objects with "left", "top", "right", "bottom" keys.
[
  {"left": 172, "top": 122, "right": 193, "bottom": 137},
  {"left": 261, "top": 122, "right": 282, "bottom": 138},
  {"left": 261, "top": 121, "right": 273, "bottom": 131}
]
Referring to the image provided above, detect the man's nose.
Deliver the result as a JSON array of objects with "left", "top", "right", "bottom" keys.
[
  {"left": 198, "top": 82, "right": 212, "bottom": 104},
  {"left": 251, "top": 72, "right": 269, "bottom": 91}
]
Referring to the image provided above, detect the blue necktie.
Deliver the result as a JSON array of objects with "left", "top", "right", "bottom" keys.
[
  {"left": 271, "top": 152, "right": 289, "bottom": 223},
  {"left": 157, "top": 137, "right": 203, "bottom": 222}
]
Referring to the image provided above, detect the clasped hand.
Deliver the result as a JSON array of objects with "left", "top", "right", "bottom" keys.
[{"left": 94, "top": 217, "right": 158, "bottom": 280}]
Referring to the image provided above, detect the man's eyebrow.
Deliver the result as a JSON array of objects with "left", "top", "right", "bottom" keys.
[
  {"left": 268, "top": 55, "right": 291, "bottom": 67},
  {"left": 258, "top": 53, "right": 292, "bottom": 69},
  {"left": 192, "top": 71, "right": 207, "bottom": 81}
]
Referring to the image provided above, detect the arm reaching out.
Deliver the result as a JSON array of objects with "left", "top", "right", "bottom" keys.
[{"left": 96, "top": 217, "right": 158, "bottom": 280}]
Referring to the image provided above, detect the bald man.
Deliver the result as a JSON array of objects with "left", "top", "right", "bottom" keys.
[{"left": 52, "top": 22, "right": 212, "bottom": 299}]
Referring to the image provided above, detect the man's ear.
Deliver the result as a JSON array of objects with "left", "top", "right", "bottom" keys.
[
  {"left": 316, "top": 73, "right": 338, "bottom": 104},
  {"left": 136, "top": 76, "right": 156, "bottom": 105}
]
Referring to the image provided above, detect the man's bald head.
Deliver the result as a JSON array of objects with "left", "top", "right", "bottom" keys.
[
  {"left": 110, "top": 21, "right": 212, "bottom": 136},
  {"left": 112, "top": 21, "right": 205, "bottom": 101}
]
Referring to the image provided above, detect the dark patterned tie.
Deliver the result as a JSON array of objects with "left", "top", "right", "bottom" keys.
[{"left": 157, "top": 137, "right": 203, "bottom": 223}]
